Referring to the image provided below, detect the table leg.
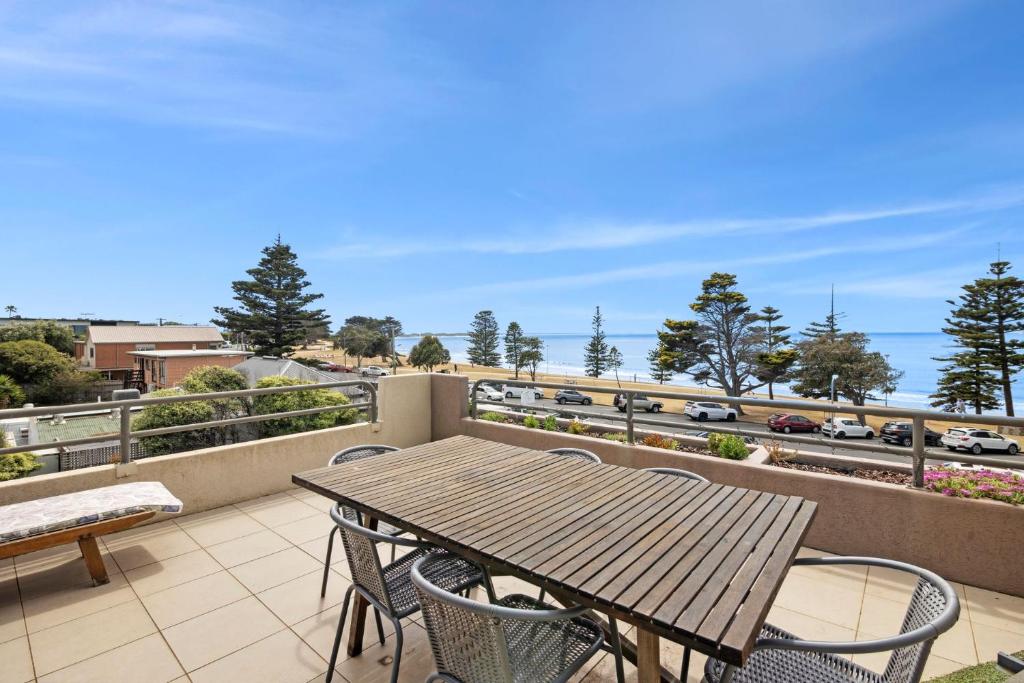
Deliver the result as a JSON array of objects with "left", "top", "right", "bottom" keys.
[
  {"left": 346, "top": 514, "right": 379, "bottom": 657},
  {"left": 637, "top": 628, "right": 661, "bottom": 683}
]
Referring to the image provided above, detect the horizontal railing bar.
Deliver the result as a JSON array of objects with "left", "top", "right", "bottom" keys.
[{"left": 0, "top": 432, "right": 123, "bottom": 456}]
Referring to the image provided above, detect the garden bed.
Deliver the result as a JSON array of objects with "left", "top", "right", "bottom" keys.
[{"left": 770, "top": 460, "right": 913, "bottom": 485}]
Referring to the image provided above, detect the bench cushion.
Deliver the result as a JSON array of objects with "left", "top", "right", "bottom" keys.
[{"left": 0, "top": 482, "right": 183, "bottom": 544}]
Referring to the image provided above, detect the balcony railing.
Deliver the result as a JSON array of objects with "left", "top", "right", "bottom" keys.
[
  {"left": 470, "top": 378, "right": 1024, "bottom": 487},
  {"left": 0, "top": 380, "right": 377, "bottom": 464}
]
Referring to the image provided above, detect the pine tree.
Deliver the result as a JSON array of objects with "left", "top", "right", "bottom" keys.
[
  {"left": 647, "top": 346, "right": 672, "bottom": 384},
  {"left": 466, "top": 311, "right": 501, "bottom": 366},
  {"left": 754, "top": 305, "right": 798, "bottom": 400},
  {"left": 583, "top": 306, "right": 610, "bottom": 378},
  {"left": 504, "top": 322, "right": 525, "bottom": 378},
  {"left": 801, "top": 286, "right": 844, "bottom": 341},
  {"left": 978, "top": 261, "right": 1024, "bottom": 415},
  {"left": 211, "top": 236, "right": 328, "bottom": 356}
]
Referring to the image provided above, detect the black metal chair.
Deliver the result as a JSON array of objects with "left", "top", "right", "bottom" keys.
[
  {"left": 704, "top": 557, "right": 960, "bottom": 683},
  {"left": 321, "top": 445, "right": 402, "bottom": 597},
  {"left": 546, "top": 447, "right": 602, "bottom": 464},
  {"left": 412, "top": 554, "right": 605, "bottom": 683},
  {"left": 325, "top": 507, "right": 488, "bottom": 683}
]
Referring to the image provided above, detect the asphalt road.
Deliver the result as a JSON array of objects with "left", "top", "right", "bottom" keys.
[{"left": 492, "top": 395, "right": 962, "bottom": 467}]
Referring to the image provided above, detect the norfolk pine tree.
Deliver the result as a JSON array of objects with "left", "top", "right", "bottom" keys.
[{"left": 466, "top": 311, "right": 501, "bottom": 366}]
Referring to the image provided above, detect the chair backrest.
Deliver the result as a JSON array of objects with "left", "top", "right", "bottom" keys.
[
  {"left": 328, "top": 444, "right": 399, "bottom": 467},
  {"left": 883, "top": 574, "right": 959, "bottom": 683},
  {"left": 644, "top": 467, "right": 708, "bottom": 483},
  {"left": 411, "top": 555, "right": 601, "bottom": 683},
  {"left": 330, "top": 505, "right": 393, "bottom": 613},
  {"left": 546, "top": 447, "right": 602, "bottom": 464}
]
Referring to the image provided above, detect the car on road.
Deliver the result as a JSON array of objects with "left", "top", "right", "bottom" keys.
[
  {"left": 359, "top": 365, "right": 388, "bottom": 377},
  {"left": 767, "top": 413, "right": 821, "bottom": 434},
  {"left": 471, "top": 384, "right": 504, "bottom": 402},
  {"left": 323, "top": 363, "right": 355, "bottom": 373},
  {"left": 685, "top": 401, "right": 737, "bottom": 422},
  {"left": 822, "top": 418, "right": 874, "bottom": 439},
  {"left": 879, "top": 422, "right": 942, "bottom": 448},
  {"left": 554, "top": 389, "right": 593, "bottom": 406},
  {"left": 941, "top": 428, "right": 1019, "bottom": 455},
  {"left": 503, "top": 385, "right": 544, "bottom": 400},
  {"left": 613, "top": 394, "right": 664, "bottom": 413}
]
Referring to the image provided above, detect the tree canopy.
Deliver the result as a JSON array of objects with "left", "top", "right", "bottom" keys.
[
  {"left": 504, "top": 322, "right": 525, "bottom": 378},
  {"left": 647, "top": 347, "right": 672, "bottom": 384},
  {"left": 520, "top": 337, "right": 544, "bottom": 381},
  {"left": 754, "top": 305, "right": 798, "bottom": 400},
  {"left": 0, "top": 321, "right": 75, "bottom": 355},
  {"left": 0, "top": 375, "right": 26, "bottom": 409},
  {"left": 466, "top": 311, "right": 501, "bottom": 366},
  {"left": 583, "top": 306, "right": 611, "bottom": 378},
  {"left": 212, "top": 236, "right": 329, "bottom": 356},
  {"left": 335, "top": 316, "right": 401, "bottom": 366},
  {"left": 408, "top": 335, "right": 451, "bottom": 371}
]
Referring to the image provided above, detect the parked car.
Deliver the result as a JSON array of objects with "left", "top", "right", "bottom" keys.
[
  {"left": 822, "top": 418, "right": 874, "bottom": 439},
  {"left": 323, "top": 363, "right": 355, "bottom": 373},
  {"left": 684, "top": 401, "right": 737, "bottom": 422},
  {"left": 767, "top": 413, "right": 821, "bottom": 434},
  {"left": 359, "top": 365, "right": 388, "bottom": 377},
  {"left": 554, "top": 389, "right": 593, "bottom": 406},
  {"left": 941, "top": 428, "right": 1019, "bottom": 455},
  {"left": 879, "top": 422, "right": 942, "bottom": 448},
  {"left": 503, "top": 385, "right": 544, "bottom": 400},
  {"left": 613, "top": 394, "right": 664, "bottom": 413},
  {"left": 471, "top": 384, "right": 504, "bottom": 402}
]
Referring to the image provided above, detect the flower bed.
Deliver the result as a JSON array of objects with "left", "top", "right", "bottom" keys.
[
  {"left": 924, "top": 467, "right": 1024, "bottom": 505},
  {"left": 770, "top": 460, "right": 912, "bottom": 485}
]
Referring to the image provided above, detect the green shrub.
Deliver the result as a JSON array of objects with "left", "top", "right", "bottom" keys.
[
  {"left": 715, "top": 435, "right": 749, "bottom": 460},
  {"left": 251, "top": 376, "right": 356, "bottom": 437},
  {"left": 479, "top": 411, "right": 508, "bottom": 423},
  {"left": 542, "top": 415, "right": 558, "bottom": 431},
  {"left": 641, "top": 433, "right": 679, "bottom": 450},
  {"left": 567, "top": 420, "right": 588, "bottom": 435},
  {"left": 0, "top": 434, "right": 40, "bottom": 482},
  {"left": 602, "top": 432, "right": 628, "bottom": 443},
  {"left": 706, "top": 433, "right": 725, "bottom": 451},
  {"left": 0, "top": 374, "right": 25, "bottom": 409},
  {"left": 133, "top": 389, "right": 217, "bottom": 456},
  {"left": 523, "top": 415, "right": 541, "bottom": 429}
]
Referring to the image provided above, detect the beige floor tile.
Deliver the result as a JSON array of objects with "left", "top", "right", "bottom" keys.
[
  {"left": 21, "top": 566, "right": 136, "bottom": 633},
  {"left": 0, "top": 636, "right": 34, "bottom": 683},
  {"left": 856, "top": 593, "right": 912, "bottom": 639},
  {"left": 13, "top": 544, "right": 83, "bottom": 574},
  {"left": 297, "top": 536, "right": 347, "bottom": 573},
  {"left": 15, "top": 550, "right": 122, "bottom": 601},
  {"left": 37, "top": 632, "right": 184, "bottom": 683},
  {"left": 932, "top": 619, "right": 979, "bottom": 666},
  {"left": 189, "top": 629, "right": 327, "bottom": 683},
  {"left": 236, "top": 493, "right": 321, "bottom": 528},
  {"left": 273, "top": 515, "right": 332, "bottom": 546},
  {"left": 292, "top": 602, "right": 401, "bottom": 663},
  {"left": 288, "top": 489, "right": 335, "bottom": 512},
  {"left": 257, "top": 569, "right": 351, "bottom": 626},
  {"left": 141, "top": 571, "right": 251, "bottom": 629},
  {"left": 29, "top": 600, "right": 156, "bottom": 676},
  {"left": 767, "top": 605, "right": 857, "bottom": 641},
  {"left": 176, "top": 506, "right": 265, "bottom": 547},
  {"left": 0, "top": 576, "right": 26, "bottom": 644},
  {"left": 162, "top": 596, "right": 284, "bottom": 671},
  {"left": 866, "top": 565, "right": 966, "bottom": 603},
  {"left": 790, "top": 549, "right": 868, "bottom": 593},
  {"left": 922, "top": 653, "right": 971, "bottom": 679},
  {"left": 964, "top": 585, "right": 1024, "bottom": 635},
  {"left": 971, "top": 621, "right": 1024, "bottom": 662},
  {"left": 229, "top": 548, "right": 322, "bottom": 593},
  {"left": 125, "top": 549, "right": 221, "bottom": 597},
  {"left": 772, "top": 572, "right": 864, "bottom": 629},
  {"left": 205, "top": 529, "right": 292, "bottom": 568},
  {"left": 103, "top": 520, "right": 201, "bottom": 572},
  {"left": 330, "top": 621, "right": 434, "bottom": 683}
]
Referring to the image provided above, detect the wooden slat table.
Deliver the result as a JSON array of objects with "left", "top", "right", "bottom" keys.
[{"left": 293, "top": 435, "right": 817, "bottom": 682}]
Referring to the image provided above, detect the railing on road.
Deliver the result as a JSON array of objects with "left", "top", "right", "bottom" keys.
[
  {"left": 470, "top": 378, "right": 1024, "bottom": 487},
  {"left": 0, "top": 380, "right": 377, "bottom": 464}
]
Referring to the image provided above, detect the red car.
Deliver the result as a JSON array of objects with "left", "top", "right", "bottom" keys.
[
  {"left": 323, "top": 363, "right": 355, "bottom": 373},
  {"left": 768, "top": 413, "right": 821, "bottom": 434}
]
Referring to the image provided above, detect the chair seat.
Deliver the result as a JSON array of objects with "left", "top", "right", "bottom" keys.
[
  {"left": 384, "top": 549, "right": 484, "bottom": 618},
  {"left": 499, "top": 594, "right": 605, "bottom": 683},
  {"left": 704, "top": 624, "right": 884, "bottom": 683}
]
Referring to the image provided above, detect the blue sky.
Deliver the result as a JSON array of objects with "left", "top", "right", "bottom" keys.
[{"left": 2, "top": 0, "right": 1024, "bottom": 335}]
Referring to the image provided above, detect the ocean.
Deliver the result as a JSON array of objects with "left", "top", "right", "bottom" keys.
[{"left": 393, "top": 332, "right": 1021, "bottom": 410}]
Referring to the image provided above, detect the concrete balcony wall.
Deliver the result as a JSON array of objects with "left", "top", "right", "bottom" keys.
[{"left": 0, "top": 373, "right": 434, "bottom": 513}]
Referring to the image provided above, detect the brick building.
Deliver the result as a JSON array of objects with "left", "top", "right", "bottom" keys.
[
  {"left": 126, "top": 349, "right": 253, "bottom": 391},
  {"left": 77, "top": 325, "right": 227, "bottom": 381}
]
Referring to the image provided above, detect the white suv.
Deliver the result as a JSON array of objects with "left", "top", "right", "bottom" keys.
[
  {"left": 471, "top": 384, "right": 504, "bottom": 402},
  {"left": 822, "top": 418, "right": 874, "bottom": 439},
  {"left": 685, "top": 402, "right": 737, "bottom": 422},
  {"left": 503, "top": 385, "right": 544, "bottom": 400},
  {"left": 360, "top": 365, "right": 388, "bottom": 378},
  {"left": 941, "top": 428, "right": 1019, "bottom": 455}
]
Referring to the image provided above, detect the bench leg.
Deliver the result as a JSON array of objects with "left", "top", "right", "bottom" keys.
[{"left": 77, "top": 536, "right": 109, "bottom": 586}]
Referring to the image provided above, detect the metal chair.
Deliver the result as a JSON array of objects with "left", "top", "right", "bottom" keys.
[
  {"left": 326, "top": 507, "right": 488, "bottom": 683},
  {"left": 546, "top": 447, "right": 602, "bottom": 464},
  {"left": 704, "top": 557, "right": 960, "bottom": 683},
  {"left": 412, "top": 553, "right": 605, "bottom": 683},
  {"left": 321, "top": 445, "right": 402, "bottom": 597}
]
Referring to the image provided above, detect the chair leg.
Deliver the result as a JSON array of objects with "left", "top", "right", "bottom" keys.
[
  {"left": 373, "top": 608, "right": 386, "bottom": 645},
  {"left": 322, "top": 526, "right": 338, "bottom": 598},
  {"left": 681, "top": 646, "right": 691, "bottom": 682},
  {"left": 608, "top": 616, "right": 626, "bottom": 683},
  {"left": 389, "top": 617, "right": 404, "bottom": 683},
  {"left": 326, "top": 586, "right": 353, "bottom": 683}
]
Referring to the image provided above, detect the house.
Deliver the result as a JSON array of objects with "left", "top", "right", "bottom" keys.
[
  {"left": 77, "top": 325, "right": 227, "bottom": 381},
  {"left": 126, "top": 349, "right": 253, "bottom": 392},
  {"left": 233, "top": 356, "right": 365, "bottom": 398}
]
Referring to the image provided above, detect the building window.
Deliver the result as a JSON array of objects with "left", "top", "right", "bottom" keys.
[
  {"left": 135, "top": 344, "right": 155, "bottom": 351},
  {"left": 89, "top": 347, "right": 94, "bottom": 358}
]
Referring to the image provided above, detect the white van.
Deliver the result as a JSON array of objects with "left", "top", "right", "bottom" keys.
[{"left": 503, "top": 385, "right": 544, "bottom": 400}]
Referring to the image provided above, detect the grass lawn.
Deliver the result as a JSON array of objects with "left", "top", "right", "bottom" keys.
[{"left": 929, "top": 651, "right": 1024, "bottom": 682}]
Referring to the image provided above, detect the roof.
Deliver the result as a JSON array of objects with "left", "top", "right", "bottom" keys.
[
  {"left": 232, "top": 357, "right": 364, "bottom": 397},
  {"left": 126, "top": 349, "right": 253, "bottom": 359},
  {"left": 36, "top": 415, "right": 119, "bottom": 443},
  {"left": 87, "top": 325, "right": 225, "bottom": 344}
]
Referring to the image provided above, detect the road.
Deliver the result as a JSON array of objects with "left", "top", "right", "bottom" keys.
[{"left": 491, "top": 395, "right": 961, "bottom": 467}]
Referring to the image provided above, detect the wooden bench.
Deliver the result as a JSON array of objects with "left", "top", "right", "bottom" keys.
[{"left": 0, "top": 482, "right": 183, "bottom": 586}]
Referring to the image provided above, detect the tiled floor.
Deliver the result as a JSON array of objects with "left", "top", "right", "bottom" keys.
[{"left": 2, "top": 489, "right": 1023, "bottom": 683}]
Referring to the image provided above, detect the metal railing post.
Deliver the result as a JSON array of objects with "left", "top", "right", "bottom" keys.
[
  {"left": 911, "top": 417, "right": 926, "bottom": 488},
  {"left": 626, "top": 393, "right": 635, "bottom": 445}
]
